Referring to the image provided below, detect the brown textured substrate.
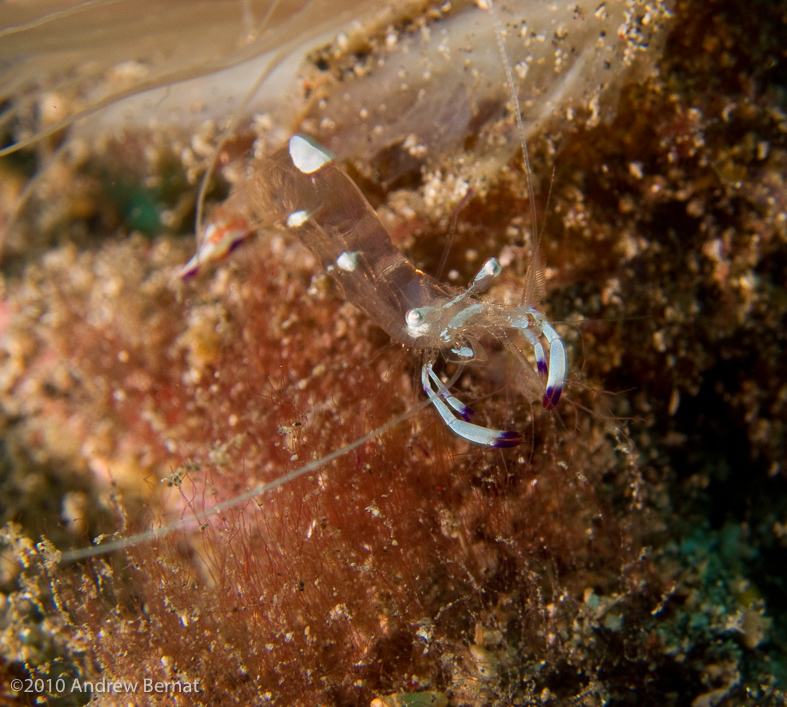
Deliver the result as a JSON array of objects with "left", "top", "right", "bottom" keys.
[{"left": 0, "top": 0, "right": 785, "bottom": 705}]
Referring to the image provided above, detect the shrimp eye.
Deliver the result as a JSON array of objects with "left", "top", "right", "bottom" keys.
[{"left": 406, "top": 308, "right": 425, "bottom": 327}]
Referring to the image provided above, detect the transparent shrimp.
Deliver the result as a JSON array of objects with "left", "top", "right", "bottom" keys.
[
  {"left": 0, "top": 4, "right": 674, "bottom": 703},
  {"left": 181, "top": 132, "right": 566, "bottom": 447},
  {"left": 178, "top": 0, "right": 574, "bottom": 448}
]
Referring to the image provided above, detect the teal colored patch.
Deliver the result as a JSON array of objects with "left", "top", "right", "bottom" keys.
[
  {"left": 122, "top": 185, "right": 162, "bottom": 236},
  {"left": 104, "top": 180, "right": 162, "bottom": 237}
]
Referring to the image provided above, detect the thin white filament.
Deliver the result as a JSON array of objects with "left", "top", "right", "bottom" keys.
[{"left": 57, "top": 398, "right": 431, "bottom": 563}]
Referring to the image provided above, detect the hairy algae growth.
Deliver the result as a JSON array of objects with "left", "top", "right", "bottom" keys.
[{"left": 1, "top": 0, "right": 786, "bottom": 704}]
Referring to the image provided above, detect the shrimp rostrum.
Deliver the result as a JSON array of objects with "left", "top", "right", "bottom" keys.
[{"left": 182, "top": 135, "right": 566, "bottom": 448}]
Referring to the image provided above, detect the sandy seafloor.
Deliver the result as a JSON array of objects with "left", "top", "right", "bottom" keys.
[{"left": 0, "top": 0, "right": 785, "bottom": 705}]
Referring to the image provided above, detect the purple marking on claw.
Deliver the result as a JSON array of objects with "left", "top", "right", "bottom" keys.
[
  {"left": 458, "top": 404, "right": 476, "bottom": 422},
  {"left": 537, "top": 358, "right": 548, "bottom": 377},
  {"left": 543, "top": 384, "right": 563, "bottom": 410},
  {"left": 493, "top": 430, "right": 524, "bottom": 448}
]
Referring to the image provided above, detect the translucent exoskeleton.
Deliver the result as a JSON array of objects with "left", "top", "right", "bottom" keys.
[{"left": 181, "top": 133, "right": 566, "bottom": 448}]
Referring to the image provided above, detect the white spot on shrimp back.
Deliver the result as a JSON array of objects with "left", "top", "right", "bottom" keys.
[
  {"left": 287, "top": 210, "right": 310, "bottom": 228},
  {"left": 452, "top": 345, "right": 474, "bottom": 359},
  {"left": 289, "top": 134, "right": 334, "bottom": 174},
  {"left": 336, "top": 251, "right": 360, "bottom": 272}
]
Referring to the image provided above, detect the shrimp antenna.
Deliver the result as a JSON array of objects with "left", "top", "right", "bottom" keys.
[
  {"left": 57, "top": 398, "right": 431, "bottom": 563},
  {"left": 480, "top": 0, "right": 545, "bottom": 306},
  {"left": 0, "top": 0, "right": 124, "bottom": 40},
  {"left": 435, "top": 187, "right": 473, "bottom": 280},
  {"left": 0, "top": 140, "right": 70, "bottom": 264},
  {"left": 193, "top": 0, "right": 287, "bottom": 250}
]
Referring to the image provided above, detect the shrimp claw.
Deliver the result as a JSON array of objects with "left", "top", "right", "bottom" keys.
[
  {"left": 540, "top": 320, "right": 566, "bottom": 409},
  {"left": 410, "top": 257, "right": 566, "bottom": 446},
  {"left": 511, "top": 309, "right": 566, "bottom": 410},
  {"left": 421, "top": 359, "right": 522, "bottom": 448}
]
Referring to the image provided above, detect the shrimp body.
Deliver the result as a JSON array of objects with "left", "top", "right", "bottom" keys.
[
  {"left": 183, "top": 135, "right": 566, "bottom": 447},
  {"left": 255, "top": 135, "right": 458, "bottom": 345}
]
